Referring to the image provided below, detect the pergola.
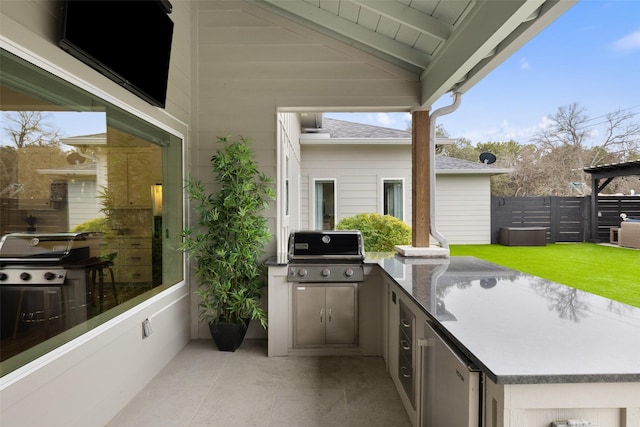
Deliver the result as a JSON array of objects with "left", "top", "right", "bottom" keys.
[{"left": 584, "top": 159, "right": 640, "bottom": 242}]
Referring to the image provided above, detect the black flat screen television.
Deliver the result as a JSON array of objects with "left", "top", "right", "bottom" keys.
[{"left": 59, "top": 0, "right": 174, "bottom": 108}]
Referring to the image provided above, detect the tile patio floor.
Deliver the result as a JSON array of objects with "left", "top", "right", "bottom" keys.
[{"left": 106, "top": 339, "right": 412, "bottom": 427}]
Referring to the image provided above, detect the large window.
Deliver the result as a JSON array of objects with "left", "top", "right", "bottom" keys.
[
  {"left": 0, "top": 49, "right": 183, "bottom": 375},
  {"left": 314, "top": 179, "right": 335, "bottom": 230},
  {"left": 383, "top": 179, "right": 404, "bottom": 220}
]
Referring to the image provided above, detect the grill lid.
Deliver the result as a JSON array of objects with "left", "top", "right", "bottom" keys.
[
  {"left": 0, "top": 232, "right": 102, "bottom": 263},
  {"left": 288, "top": 230, "right": 364, "bottom": 261}
]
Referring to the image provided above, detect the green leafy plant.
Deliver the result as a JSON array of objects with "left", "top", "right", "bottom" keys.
[
  {"left": 336, "top": 213, "right": 411, "bottom": 252},
  {"left": 70, "top": 217, "right": 113, "bottom": 235},
  {"left": 180, "top": 135, "right": 275, "bottom": 328}
]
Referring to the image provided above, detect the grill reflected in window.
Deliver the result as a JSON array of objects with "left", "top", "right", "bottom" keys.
[{"left": 0, "top": 49, "right": 183, "bottom": 375}]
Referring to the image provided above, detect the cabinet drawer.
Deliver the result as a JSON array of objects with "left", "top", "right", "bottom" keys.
[
  {"left": 119, "top": 238, "right": 151, "bottom": 249},
  {"left": 120, "top": 249, "right": 151, "bottom": 266},
  {"left": 398, "top": 352, "right": 415, "bottom": 408},
  {"left": 114, "top": 266, "right": 151, "bottom": 283},
  {"left": 399, "top": 300, "right": 414, "bottom": 337},
  {"left": 399, "top": 328, "right": 412, "bottom": 365}
]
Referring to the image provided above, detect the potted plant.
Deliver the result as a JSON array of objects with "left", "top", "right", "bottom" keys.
[
  {"left": 180, "top": 135, "right": 275, "bottom": 351},
  {"left": 24, "top": 215, "right": 39, "bottom": 232}
]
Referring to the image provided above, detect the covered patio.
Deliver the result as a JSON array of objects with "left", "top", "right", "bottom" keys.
[
  {"left": 1, "top": 1, "right": 582, "bottom": 426},
  {"left": 585, "top": 159, "right": 640, "bottom": 245}
]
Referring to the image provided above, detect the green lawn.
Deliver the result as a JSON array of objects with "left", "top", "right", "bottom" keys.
[{"left": 450, "top": 243, "right": 640, "bottom": 308}]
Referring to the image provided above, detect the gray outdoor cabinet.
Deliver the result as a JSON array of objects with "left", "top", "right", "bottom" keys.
[{"left": 499, "top": 227, "right": 547, "bottom": 246}]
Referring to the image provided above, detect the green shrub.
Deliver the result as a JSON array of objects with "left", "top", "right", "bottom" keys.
[
  {"left": 70, "top": 217, "right": 112, "bottom": 235},
  {"left": 336, "top": 213, "right": 411, "bottom": 252}
]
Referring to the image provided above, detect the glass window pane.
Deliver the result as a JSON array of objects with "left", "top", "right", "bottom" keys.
[
  {"left": 314, "top": 180, "right": 335, "bottom": 230},
  {"left": 383, "top": 180, "right": 403, "bottom": 220},
  {"left": 0, "top": 49, "right": 183, "bottom": 375}
]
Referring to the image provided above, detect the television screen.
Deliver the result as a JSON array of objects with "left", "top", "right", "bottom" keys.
[{"left": 59, "top": 0, "right": 174, "bottom": 108}]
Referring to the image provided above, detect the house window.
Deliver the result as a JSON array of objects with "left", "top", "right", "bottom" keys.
[
  {"left": 314, "top": 179, "right": 335, "bottom": 230},
  {"left": 383, "top": 179, "right": 404, "bottom": 220},
  {"left": 0, "top": 49, "right": 183, "bottom": 375}
]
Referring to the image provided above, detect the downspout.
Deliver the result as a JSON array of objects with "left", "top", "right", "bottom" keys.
[{"left": 429, "top": 92, "right": 462, "bottom": 249}]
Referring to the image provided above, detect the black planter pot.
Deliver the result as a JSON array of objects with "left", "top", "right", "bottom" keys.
[{"left": 208, "top": 321, "right": 248, "bottom": 352}]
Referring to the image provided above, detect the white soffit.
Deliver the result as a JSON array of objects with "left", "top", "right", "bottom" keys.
[{"left": 254, "top": 0, "right": 577, "bottom": 108}]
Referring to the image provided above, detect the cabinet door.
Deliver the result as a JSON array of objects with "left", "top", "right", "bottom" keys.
[
  {"left": 124, "top": 153, "right": 152, "bottom": 207},
  {"left": 294, "top": 286, "right": 326, "bottom": 346},
  {"left": 107, "top": 152, "right": 152, "bottom": 208},
  {"left": 326, "top": 286, "right": 356, "bottom": 345},
  {"left": 422, "top": 322, "right": 480, "bottom": 427},
  {"left": 107, "top": 152, "right": 129, "bottom": 207}
]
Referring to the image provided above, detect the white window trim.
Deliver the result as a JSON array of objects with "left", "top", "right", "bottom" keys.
[{"left": 311, "top": 178, "right": 337, "bottom": 230}]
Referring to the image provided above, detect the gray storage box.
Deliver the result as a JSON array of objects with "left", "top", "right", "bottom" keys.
[{"left": 500, "top": 227, "right": 547, "bottom": 246}]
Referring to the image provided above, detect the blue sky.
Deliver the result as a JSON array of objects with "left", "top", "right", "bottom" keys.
[{"left": 326, "top": 0, "right": 640, "bottom": 145}]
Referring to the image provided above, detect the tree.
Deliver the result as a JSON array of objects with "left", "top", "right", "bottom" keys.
[
  {"left": 438, "top": 137, "right": 479, "bottom": 161},
  {"left": 529, "top": 103, "right": 640, "bottom": 195},
  {"left": 2, "top": 111, "right": 62, "bottom": 148},
  {"left": 1, "top": 111, "right": 68, "bottom": 200},
  {"left": 440, "top": 137, "right": 524, "bottom": 196}
]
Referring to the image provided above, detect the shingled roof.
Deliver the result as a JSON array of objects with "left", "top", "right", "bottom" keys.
[
  {"left": 305, "top": 117, "right": 511, "bottom": 174},
  {"left": 319, "top": 118, "right": 411, "bottom": 139}
]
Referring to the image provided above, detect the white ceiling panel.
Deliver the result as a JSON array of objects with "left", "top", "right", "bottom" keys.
[{"left": 256, "top": 0, "right": 577, "bottom": 108}]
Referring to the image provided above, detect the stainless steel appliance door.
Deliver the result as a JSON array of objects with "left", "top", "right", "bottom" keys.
[
  {"left": 293, "top": 284, "right": 357, "bottom": 347},
  {"left": 421, "top": 321, "right": 481, "bottom": 427}
]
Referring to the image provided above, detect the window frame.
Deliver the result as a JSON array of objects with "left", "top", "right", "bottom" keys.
[{"left": 313, "top": 178, "right": 337, "bottom": 230}]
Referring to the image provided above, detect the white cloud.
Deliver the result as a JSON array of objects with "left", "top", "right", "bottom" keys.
[
  {"left": 612, "top": 29, "right": 640, "bottom": 52},
  {"left": 374, "top": 112, "right": 393, "bottom": 127},
  {"left": 362, "top": 112, "right": 411, "bottom": 130},
  {"left": 537, "top": 116, "right": 555, "bottom": 131},
  {"left": 519, "top": 57, "right": 530, "bottom": 70}
]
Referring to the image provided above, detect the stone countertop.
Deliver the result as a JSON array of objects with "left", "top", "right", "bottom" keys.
[{"left": 367, "top": 253, "right": 640, "bottom": 385}]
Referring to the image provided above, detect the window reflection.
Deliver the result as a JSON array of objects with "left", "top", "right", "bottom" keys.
[{"left": 0, "top": 49, "right": 183, "bottom": 374}]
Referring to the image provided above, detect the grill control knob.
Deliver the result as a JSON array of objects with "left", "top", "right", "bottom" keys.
[
  {"left": 44, "top": 272, "right": 57, "bottom": 281},
  {"left": 20, "top": 272, "right": 32, "bottom": 281},
  {"left": 344, "top": 268, "right": 354, "bottom": 278},
  {"left": 297, "top": 268, "right": 308, "bottom": 278},
  {"left": 0, "top": 272, "right": 7, "bottom": 281},
  {"left": 321, "top": 268, "right": 330, "bottom": 278}
]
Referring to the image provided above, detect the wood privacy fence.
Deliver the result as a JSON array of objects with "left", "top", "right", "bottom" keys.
[{"left": 490, "top": 196, "right": 640, "bottom": 244}]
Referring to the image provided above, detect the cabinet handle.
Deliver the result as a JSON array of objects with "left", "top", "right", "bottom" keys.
[
  {"left": 328, "top": 308, "right": 332, "bottom": 322},
  {"left": 320, "top": 308, "right": 324, "bottom": 323},
  {"left": 400, "top": 366, "right": 411, "bottom": 378},
  {"left": 401, "top": 318, "right": 411, "bottom": 328},
  {"left": 400, "top": 339, "right": 411, "bottom": 351}
]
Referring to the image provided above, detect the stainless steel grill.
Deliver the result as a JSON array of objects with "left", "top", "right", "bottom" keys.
[
  {"left": 286, "top": 230, "right": 365, "bottom": 283},
  {"left": 0, "top": 232, "right": 113, "bottom": 357}
]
